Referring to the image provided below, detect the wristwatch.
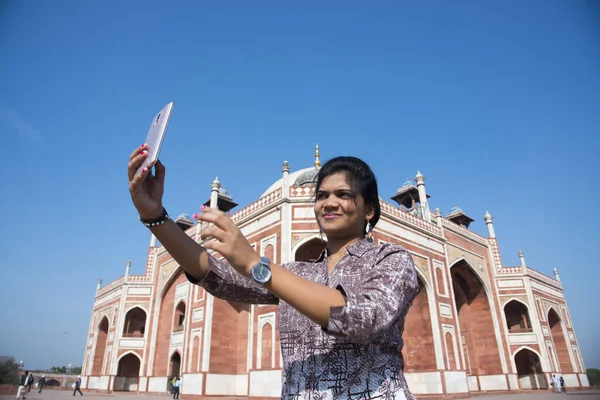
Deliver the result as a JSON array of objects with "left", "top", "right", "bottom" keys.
[{"left": 251, "top": 257, "right": 272, "bottom": 285}]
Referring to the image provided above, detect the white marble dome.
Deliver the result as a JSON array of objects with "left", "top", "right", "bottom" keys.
[{"left": 261, "top": 166, "right": 319, "bottom": 197}]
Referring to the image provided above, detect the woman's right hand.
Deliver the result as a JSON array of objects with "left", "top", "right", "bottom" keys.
[{"left": 128, "top": 144, "right": 165, "bottom": 220}]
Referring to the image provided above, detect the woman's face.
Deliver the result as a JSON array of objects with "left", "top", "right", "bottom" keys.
[{"left": 314, "top": 172, "right": 373, "bottom": 240}]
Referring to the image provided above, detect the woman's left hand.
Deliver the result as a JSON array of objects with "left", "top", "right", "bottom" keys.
[{"left": 194, "top": 206, "right": 260, "bottom": 277}]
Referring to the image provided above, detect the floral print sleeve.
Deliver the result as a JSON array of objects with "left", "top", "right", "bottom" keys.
[
  {"left": 323, "top": 243, "right": 419, "bottom": 343},
  {"left": 185, "top": 252, "right": 279, "bottom": 305}
]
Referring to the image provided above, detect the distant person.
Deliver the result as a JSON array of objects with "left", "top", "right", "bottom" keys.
[
  {"left": 552, "top": 374, "right": 560, "bottom": 393},
  {"left": 16, "top": 370, "right": 28, "bottom": 399},
  {"left": 38, "top": 375, "right": 46, "bottom": 393},
  {"left": 172, "top": 377, "right": 181, "bottom": 399},
  {"left": 127, "top": 150, "right": 420, "bottom": 398},
  {"left": 559, "top": 376, "right": 566, "bottom": 393},
  {"left": 26, "top": 374, "right": 33, "bottom": 393},
  {"left": 73, "top": 375, "right": 83, "bottom": 396},
  {"left": 168, "top": 376, "right": 176, "bottom": 394}
]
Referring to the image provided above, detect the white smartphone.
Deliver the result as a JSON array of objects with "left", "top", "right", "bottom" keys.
[{"left": 136, "top": 102, "right": 174, "bottom": 176}]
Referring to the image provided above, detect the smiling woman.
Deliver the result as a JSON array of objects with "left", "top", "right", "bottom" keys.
[{"left": 127, "top": 146, "right": 419, "bottom": 399}]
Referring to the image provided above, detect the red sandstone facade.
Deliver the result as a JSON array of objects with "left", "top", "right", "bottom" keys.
[{"left": 81, "top": 159, "right": 589, "bottom": 398}]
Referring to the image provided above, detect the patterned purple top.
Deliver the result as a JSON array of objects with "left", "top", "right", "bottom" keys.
[{"left": 186, "top": 239, "right": 419, "bottom": 399}]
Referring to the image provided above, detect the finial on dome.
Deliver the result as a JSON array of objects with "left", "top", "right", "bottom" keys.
[
  {"left": 211, "top": 176, "right": 221, "bottom": 189},
  {"left": 282, "top": 160, "right": 290, "bottom": 173},
  {"left": 415, "top": 170, "right": 425, "bottom": 184},
  {"left": 314, "top": 144, "right": 321, "bottom": 168}
]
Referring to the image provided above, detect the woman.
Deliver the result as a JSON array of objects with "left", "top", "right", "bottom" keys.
[{"left": 128, "top": 144, "right": 419, "bottom": 399}]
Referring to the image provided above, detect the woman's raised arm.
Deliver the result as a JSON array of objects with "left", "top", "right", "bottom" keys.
[{"left": 127, "top": 144, "right": 277, "bottom": 304}]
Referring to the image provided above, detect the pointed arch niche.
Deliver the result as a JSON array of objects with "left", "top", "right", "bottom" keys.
[
  {"left": 173, "top": 301, "right": 186, "bottom": 331},
  {"left": 403, "top": 275, "right": 436, "bottom": 371},
  {"left": 91, "top": 316, "right": 109, "bottom": 376},
  {"left": 123, "top": 307, "right": 147, "bottom": 337},
  {"left": 450, "top": 259, "right": 502, "bottom": 375},
  {"left": 188, "top": 332, "right": 202, "bottom": 373},
  {"left": 258, "top": 320, "right": 275, "bottom": 369},
  {"left": 152, "top": 269, "right": 188, "bottom": 376},
  {"left": 548, "top": 308, "right": 572, "bottom": 373},
  {"left": 263, "top": 243, "right": 275, "bottom": 264},
  {"left": 504, "top": 299, "right": 532, "bottom": 333}
]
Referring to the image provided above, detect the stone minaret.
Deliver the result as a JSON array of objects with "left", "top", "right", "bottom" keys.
[
  {"left": 518, "top": 250, "right": 526, "bottom": 268},
  {"left": 282, "top": 160, "right": 290, "bottom": 187},
  {"left": 484, "top": 211, "right": 496, "bottom": 238},
  {"left": 415, "top": 171, "right": 430, "bottom": 222},
  {"left": 210, "top": 177, "right": 221, "bottom": 209},
  {"left": 553, "top": 267, "right": 561, "bottom": 282},
  {"left": 125, "top": 259, "right": 131, "bottom": 279},
  {"left": 96, "top": 278, "right": 102, "bottom": 293},
  {"left": 435, "top": 207, "right": 443, "bottom": 228}
]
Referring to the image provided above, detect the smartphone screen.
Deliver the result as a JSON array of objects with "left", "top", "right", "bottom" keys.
[{"left": 136, "top": 102, "right": 174, "bottom": 176}]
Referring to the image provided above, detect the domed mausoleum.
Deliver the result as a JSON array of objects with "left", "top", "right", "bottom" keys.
[{"left": 82, "top": 145, "right": 590, "bottom": 399}]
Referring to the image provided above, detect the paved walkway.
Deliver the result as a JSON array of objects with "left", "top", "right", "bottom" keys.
[{"left": 2, "top": 389, "right": 599, "bottom": 400}]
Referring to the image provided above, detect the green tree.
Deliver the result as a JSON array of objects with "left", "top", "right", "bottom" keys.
[
  {"left": 587, "top": 368, "right": 600, "bottom": 386},
  {"left": 72, "top": 367, "right": 82, "bottom": 375},
  {"left": 0, "top": 356, "right": 19, "bottom": 385}
]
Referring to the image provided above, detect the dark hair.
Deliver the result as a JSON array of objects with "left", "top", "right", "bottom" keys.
[{"left": 315, "top": 156, "right": 381, "bottom": 228}]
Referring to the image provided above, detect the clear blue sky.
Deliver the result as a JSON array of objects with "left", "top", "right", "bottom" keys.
[{"left": 1, "top": 1, "right": 598, "bottom": 372}]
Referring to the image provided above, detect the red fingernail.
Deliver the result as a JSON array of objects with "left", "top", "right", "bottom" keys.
[
  {"left": 201, "top": 205, "right": 206, "bottom": 210},
  {"left": 141, "top": 144, "right": 145, "bottom": 148},
  {"left": 141, "top": 151, "right": 145, "bottom": 155},
  {"left": 193, "top": 213, "right": 198, "bottom": 219},
  {"left": 142, "top": 168, "right": 147, "bottom": 173}
]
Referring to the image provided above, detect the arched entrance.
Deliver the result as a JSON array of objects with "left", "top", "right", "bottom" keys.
[
  {"left": 91, "top": 317, "right": 109, "bottom": 376},
  {"left": 115, "top": 353, "right": 141, "bottom": 391},
  {"left": 294, "top": 237, "right": 326, "bottom": 262},
  {"left": 548, "top": 308, "right": 572, "bottom": 373},
  {"left": 514, "top": 348, "right": 546, "bottom": 389},
  {"left": 403, "top": 276, "right": 436, "bottom": 371},
  {"left": 170, "top": 352, "right": 181, "bottom": 378},
  {"left": 451, "top": 260, "right": 501, "bottom": 375}
]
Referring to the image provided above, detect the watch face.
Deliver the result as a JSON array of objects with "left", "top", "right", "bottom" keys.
[{"left": 252, "top": 259, "right": 271, "bottom": 283}]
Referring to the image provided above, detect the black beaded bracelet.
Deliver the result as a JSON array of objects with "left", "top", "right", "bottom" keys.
[{"left": 139, "top": 208, "right": 170, "bottom": 227}]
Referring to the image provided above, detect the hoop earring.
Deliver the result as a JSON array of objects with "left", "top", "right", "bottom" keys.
[
  {"left": 365, "top": 221, "right": 373, "bottom": 242},
  {"left": 319, "top": 230, "right": 324, "bottom": 241}
]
